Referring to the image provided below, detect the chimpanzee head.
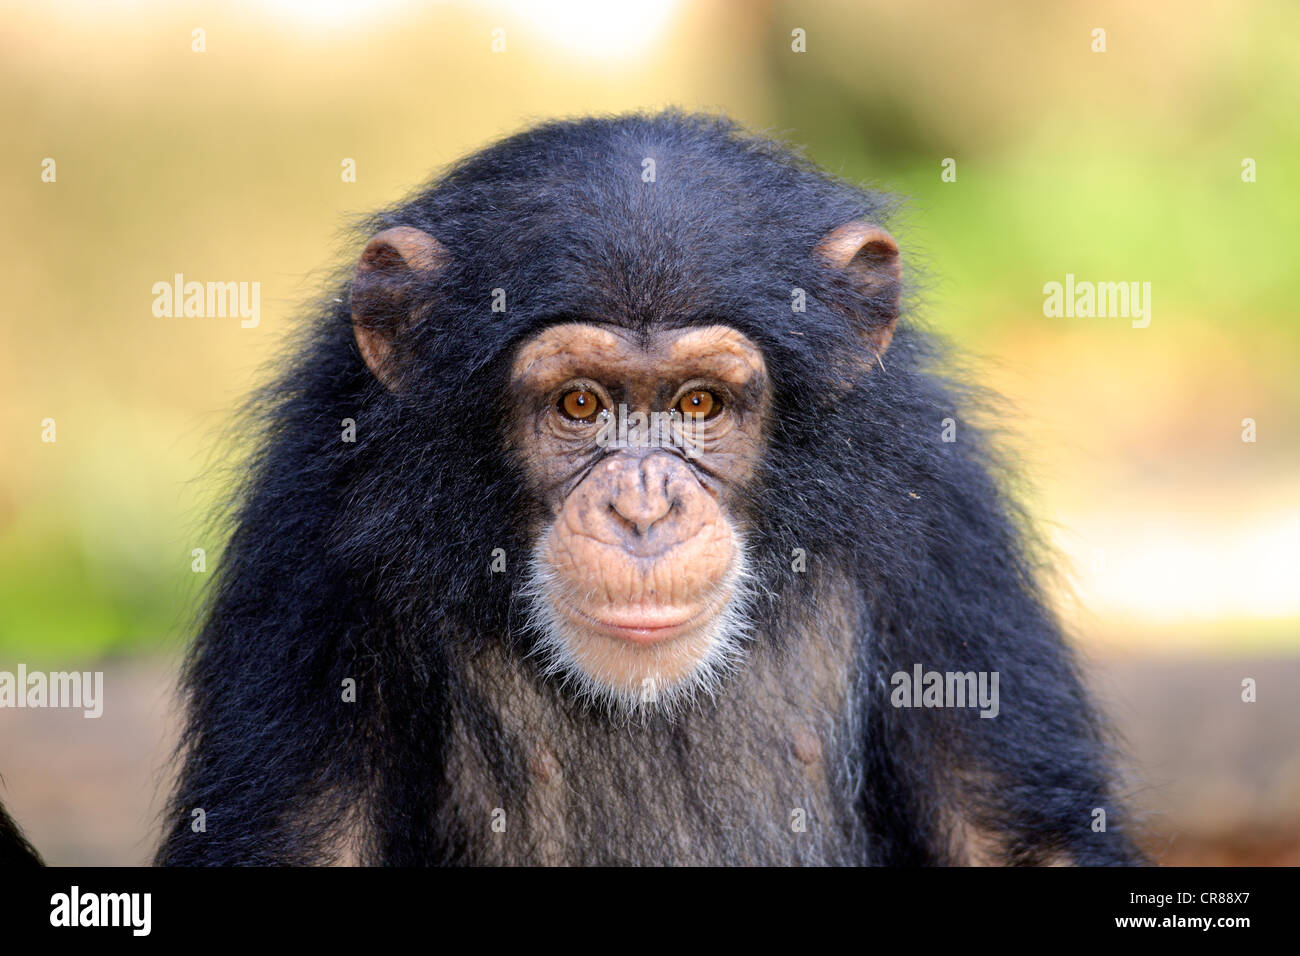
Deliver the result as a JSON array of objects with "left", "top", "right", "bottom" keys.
[{"left": 347, "top": 112, "right": 901, "bottom": 714}]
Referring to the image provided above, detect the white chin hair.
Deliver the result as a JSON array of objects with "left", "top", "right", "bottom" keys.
[{"left": 519, "top": 548, "right": 756, "bottom": 721}]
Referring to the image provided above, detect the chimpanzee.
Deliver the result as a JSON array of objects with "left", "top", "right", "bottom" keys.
[{"left": 153, "top": 111, "right": 1139, "bottom": 866}]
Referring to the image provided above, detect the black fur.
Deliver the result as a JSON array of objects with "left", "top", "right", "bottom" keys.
[
  {"left": 0, "top": 794, "right": 43, "bottom": 867},
  {"left": 156, "top": 111, "right": 1139, "bottom": 865}
]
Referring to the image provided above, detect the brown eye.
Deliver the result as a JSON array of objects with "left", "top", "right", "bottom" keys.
[
  {"left": 559, "top": 388, "right": 602, "bottom": 421},
  {"left": 677, "top": 389, "right": 720, "bottom": 420}
]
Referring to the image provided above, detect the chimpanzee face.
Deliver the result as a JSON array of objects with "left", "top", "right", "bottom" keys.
[{"left": 507, "top": 322, "right": 768, "bottom": 713}]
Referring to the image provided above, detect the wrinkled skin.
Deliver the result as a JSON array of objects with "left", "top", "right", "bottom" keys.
[{"left": 509, "top": 323, "right": 768, "bottom": 705}]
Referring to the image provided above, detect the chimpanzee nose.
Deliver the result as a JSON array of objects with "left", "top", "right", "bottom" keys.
[{"left": 608, "top": 453, "right": 678, "bottom": 537}]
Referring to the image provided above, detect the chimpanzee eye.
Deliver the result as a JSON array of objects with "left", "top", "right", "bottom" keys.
[
  {"left": 559, "top": 388, "right": 603, "bottom": 422},
  {"left": 677, "top": 389, "right": 721, "bottom": 420}
]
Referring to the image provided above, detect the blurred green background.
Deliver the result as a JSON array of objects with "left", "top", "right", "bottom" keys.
[{"left": 0, "top": 0, "right": 1297, "bottom": 864}]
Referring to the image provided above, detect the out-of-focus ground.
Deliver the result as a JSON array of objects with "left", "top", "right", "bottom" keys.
[
  {"left": 0, "top": 659, "right": 176, "bottom": 866},
  {"left": 1, "top": 655, "right": 1296, "bottom": 866},
  {"left": 1094, "top": 656, "right": 1300, "bottom": 865}
]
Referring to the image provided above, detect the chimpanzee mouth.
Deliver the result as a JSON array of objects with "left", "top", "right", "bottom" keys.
[
  {"left": 519, "top": 547, "right": 758, "bottom": 719},
  {"left": 561, "top": 601, "right": 719, "bottom": 645}
]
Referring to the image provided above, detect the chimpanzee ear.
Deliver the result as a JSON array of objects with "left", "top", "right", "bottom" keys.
[
  {"left": 814, "top": 221, "right": 901, "bottom": 357},
  {"left": 351, "top": 226, "right": 450, "bottom": 389}
]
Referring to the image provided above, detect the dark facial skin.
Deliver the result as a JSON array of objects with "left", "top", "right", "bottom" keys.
[{"left": 508, "top": 323, "right": 768, "bottom": 701}]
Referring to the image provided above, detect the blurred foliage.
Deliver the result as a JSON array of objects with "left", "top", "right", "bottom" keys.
[{"left": 0, "top": 0, "right": 1296, "bottom": 661}]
